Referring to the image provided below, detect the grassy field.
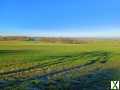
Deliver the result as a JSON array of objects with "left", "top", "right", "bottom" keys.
[{"left": 0, "top": 40, "right": 120, "bottom": 90}]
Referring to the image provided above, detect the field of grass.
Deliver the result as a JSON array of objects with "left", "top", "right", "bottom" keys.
[{"left": 0, "top": 40, "right": 120, "bottom": 90}]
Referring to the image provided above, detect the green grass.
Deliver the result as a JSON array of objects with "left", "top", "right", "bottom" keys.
[{"left": 0, "top": 40, "right": 120, "bottom": 90}]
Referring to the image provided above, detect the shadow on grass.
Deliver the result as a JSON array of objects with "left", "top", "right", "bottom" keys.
[
  {"left": 24, "top": 69, "right": 115, "bottom": 90},
  {"left": 0, "top": 69, "right": 116, "bottom": 90},
  {"left": 52, "top": 69, "right": 115, "bottom": 90},
  {"left": 0, "top": 51, "right": 113, "bottom": 90}
]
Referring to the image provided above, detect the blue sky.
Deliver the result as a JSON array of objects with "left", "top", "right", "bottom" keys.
[{"left": 0, "top": 0, "right": 120, "bottom": 37}]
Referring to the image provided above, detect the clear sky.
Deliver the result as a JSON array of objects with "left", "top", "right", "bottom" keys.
[{"left": 0, "top": 0, "right": 120, "bottom": 37}]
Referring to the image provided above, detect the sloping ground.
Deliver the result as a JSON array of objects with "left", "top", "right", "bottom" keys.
[
  {"left": 0, "top": 51, "right": 119, "bottom": 90},
  {"left": 0, "top": 40, "right": 120, "bottom": 90}
]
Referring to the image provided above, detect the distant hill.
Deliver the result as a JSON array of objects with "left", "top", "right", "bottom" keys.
[
  {"left": 39, "top": 37, "right": 89, "bottom": 44},
  {"left": 0, "top": 36, "right": 33, "bottom": 41},
  {"left": 0, "top": 36, "right": 91, "bottom": 44}
]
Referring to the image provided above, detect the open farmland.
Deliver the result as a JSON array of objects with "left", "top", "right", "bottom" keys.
[{"left": 0, "top": 40, "right": 120, "bottom": 90}]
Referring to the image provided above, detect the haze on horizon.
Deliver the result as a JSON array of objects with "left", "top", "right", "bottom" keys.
[{"left": 0, "top": 0, "right": 120, "bottom": 38}]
